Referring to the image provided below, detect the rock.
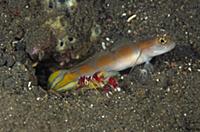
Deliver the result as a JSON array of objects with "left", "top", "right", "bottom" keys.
[
  {"left": 0, "top": 50, "right": 6, "bottom": 66},
  {"left": 5, "top": 54, "right": 15, "bottom": 67},
  {"left": 15, "top": 50, "right": 27, "bottom": 63}
]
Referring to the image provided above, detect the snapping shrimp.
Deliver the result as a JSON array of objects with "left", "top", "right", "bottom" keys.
[{"left": 48, "top": 35, "right": 176, "bottom": 92}]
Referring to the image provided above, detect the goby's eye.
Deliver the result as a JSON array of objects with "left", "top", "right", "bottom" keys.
[{"left": 159, "top": 37, "right": 167, "bottom": 45}]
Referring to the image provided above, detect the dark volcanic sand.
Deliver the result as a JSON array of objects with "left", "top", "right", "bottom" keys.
[{"left": 0, "top": 0, "right": 200, "bottom": 131}]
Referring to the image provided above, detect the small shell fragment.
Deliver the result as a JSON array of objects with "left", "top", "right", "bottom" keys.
[{"left": 127, "top": 14, "right": 137, "bottom": 22}]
